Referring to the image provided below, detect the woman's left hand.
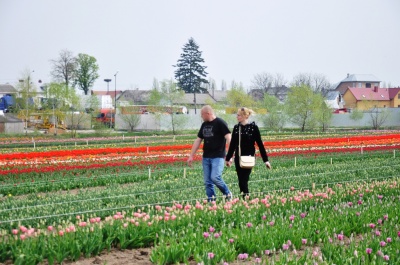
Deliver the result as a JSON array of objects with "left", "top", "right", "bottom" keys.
[{"left": 265, "top": 161, "right": 272, "bottom": 169}]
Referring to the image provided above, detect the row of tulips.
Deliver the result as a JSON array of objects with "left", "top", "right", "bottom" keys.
[
  {"left": 2, "top": 133, "right": 400, "bottom": 161},
  {"left": 0, "top": 178, "right": 398, "bottom": 264},
  {"left": 1, "top": 129, "right": 398, "bottom": 146}
]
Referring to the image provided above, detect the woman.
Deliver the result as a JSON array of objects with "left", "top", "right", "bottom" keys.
[{"left": 225, "top": 107, "right": 271, "bottom": 198}]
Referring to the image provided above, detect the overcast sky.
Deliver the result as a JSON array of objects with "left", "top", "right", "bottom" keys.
[{"left": 1, "top": 0, "right": 399, "bottom": 93}]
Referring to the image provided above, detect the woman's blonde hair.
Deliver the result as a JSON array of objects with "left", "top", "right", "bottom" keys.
[{"left": 237, "top": 107, "right": 254, "bottom": 118}]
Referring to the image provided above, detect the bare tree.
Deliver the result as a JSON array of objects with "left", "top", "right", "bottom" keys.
[
  {"left": 273, "top": 73, "right": 287, "bottom": 88},
  {"left": 119, "top": 112, "right": 141, "bottom": 132},
  {"left": 291, "top": 73, "right": 332, "bottom": 95},
  {"left": 50, "top": 49, "right": 77, "bottom": 88},
  {"left": 369, "top": 108, "right": 390, "bottom": 130},
  {"left": 251, "top": 72, "right": 273, "bottom": 92},
  {"left": 251, "top": 72, "right": 287, "bottom": 97},
  {"left": 270, "top": 73, "right": 288, "bottom": 97}
]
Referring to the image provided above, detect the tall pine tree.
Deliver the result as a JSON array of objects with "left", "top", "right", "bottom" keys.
[{"left": 174, "top": 38, "right": 208, "bottom": 113}]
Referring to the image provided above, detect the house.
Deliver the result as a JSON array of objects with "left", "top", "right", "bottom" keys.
[
  {"left": 249, "top": 86, "right": 290, "bottom": 102},
  {"left": 173, "top": 93, "right": 217, "bottom": 107},
  {"left": 343, "top": 87, "right": 400, "bottom": 110},
  {"left": 0, "top": 84, "right": 18, "bottom": 97},
  {"left": 325, "top": 91, "right": 344, "bottom": 109},
  {"left": 334, "top": 74, "right": 381, "bottom": 96},
  {"left": 208, "top": 90, "right": 227, "bottom": 103},
  {"left": 117, "top": 89, "right": 153, "bottom": 106}
]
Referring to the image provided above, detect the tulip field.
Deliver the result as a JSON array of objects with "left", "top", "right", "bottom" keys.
[{"left": 0, "top": 131, "right": 399, "bottom": 264}]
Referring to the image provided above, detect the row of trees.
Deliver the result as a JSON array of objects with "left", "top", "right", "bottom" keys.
[{"left": 146, "top": 79, "right": 390, "bottom": 133}]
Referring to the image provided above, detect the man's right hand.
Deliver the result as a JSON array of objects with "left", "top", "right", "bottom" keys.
[{"left": 187, "top": 157, "right": 193, "bottom": 167}]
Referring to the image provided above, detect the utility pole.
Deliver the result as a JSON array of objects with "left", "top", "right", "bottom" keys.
[{"left": 114, "top": 71, "right": 119, "bottom": 129}]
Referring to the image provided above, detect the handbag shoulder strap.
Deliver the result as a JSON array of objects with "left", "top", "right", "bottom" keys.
[{"left": 238, "top": 124, "right": 242, "bottom": 157}]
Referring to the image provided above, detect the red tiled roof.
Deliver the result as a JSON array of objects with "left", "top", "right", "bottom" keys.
[
  {"left": 346, "top": 87, "right": 400, "bottom": 101},
  {"left": 388, "top": 88, "right": 400, "bottom": 99}
]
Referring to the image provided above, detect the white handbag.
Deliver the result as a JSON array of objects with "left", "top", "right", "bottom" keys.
[{"left": 238, "top": 125, "right": 255, "bottom": 169}]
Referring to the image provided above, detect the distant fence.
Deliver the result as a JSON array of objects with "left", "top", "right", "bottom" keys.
[{"left": 115, "top": 108, "right": 400, "bottom": 131}]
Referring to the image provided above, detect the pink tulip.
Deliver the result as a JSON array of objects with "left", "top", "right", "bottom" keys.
[
  {"left": 383, "top": 214, "right": 388, "bottom": 220},
  {"left": 209, "top": 226, "right": 215, "bottom": 232},
  {"left": 12, "top": 229, "right": 18, "bottom": 235},
  {"left": 387, "top": 237, "right": 392, "bottom": 243},
  {"left": 247, "top": 222, "right": 253, "bottom": 228},
  {"left": 380, "top": 241, "right": 386, "bottom": 247},
  {"left": 383, "top": 255, "right": 389, "bottom": 261},
  {"left": 337, "top": 234, "right": 344, "bottom": 241},
  {"left": 302, "top": 238, "right": 307, "bottom": 245},
  {"left": 229, "top": 238, "right": 234, "bottom": 243},
  {"left": 282, "top": 244, "right": 289, "bottom": 250},
  {"left": 207, "top": 252, "right": 214, "bottom": 259},
  {"left": 366, "top": 248, "right": 372, "bottom": 255},
  {"left": 58, "top": 231, "right": 64, "bottom": 236},
  {"left": 203, "top": 232, "right": 209, "bottom": 238},
  {"left": 289, "top": 215, "right": 295, "bottom": 221}
]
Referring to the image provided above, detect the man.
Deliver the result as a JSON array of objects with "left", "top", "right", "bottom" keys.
[{"left": 187, "top": 105, "right": 232, "bottom": 201}]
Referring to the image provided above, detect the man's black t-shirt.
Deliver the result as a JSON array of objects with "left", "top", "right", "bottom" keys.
[{"left": 198, "top": 117, "right": 231, "bottom": 158}]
